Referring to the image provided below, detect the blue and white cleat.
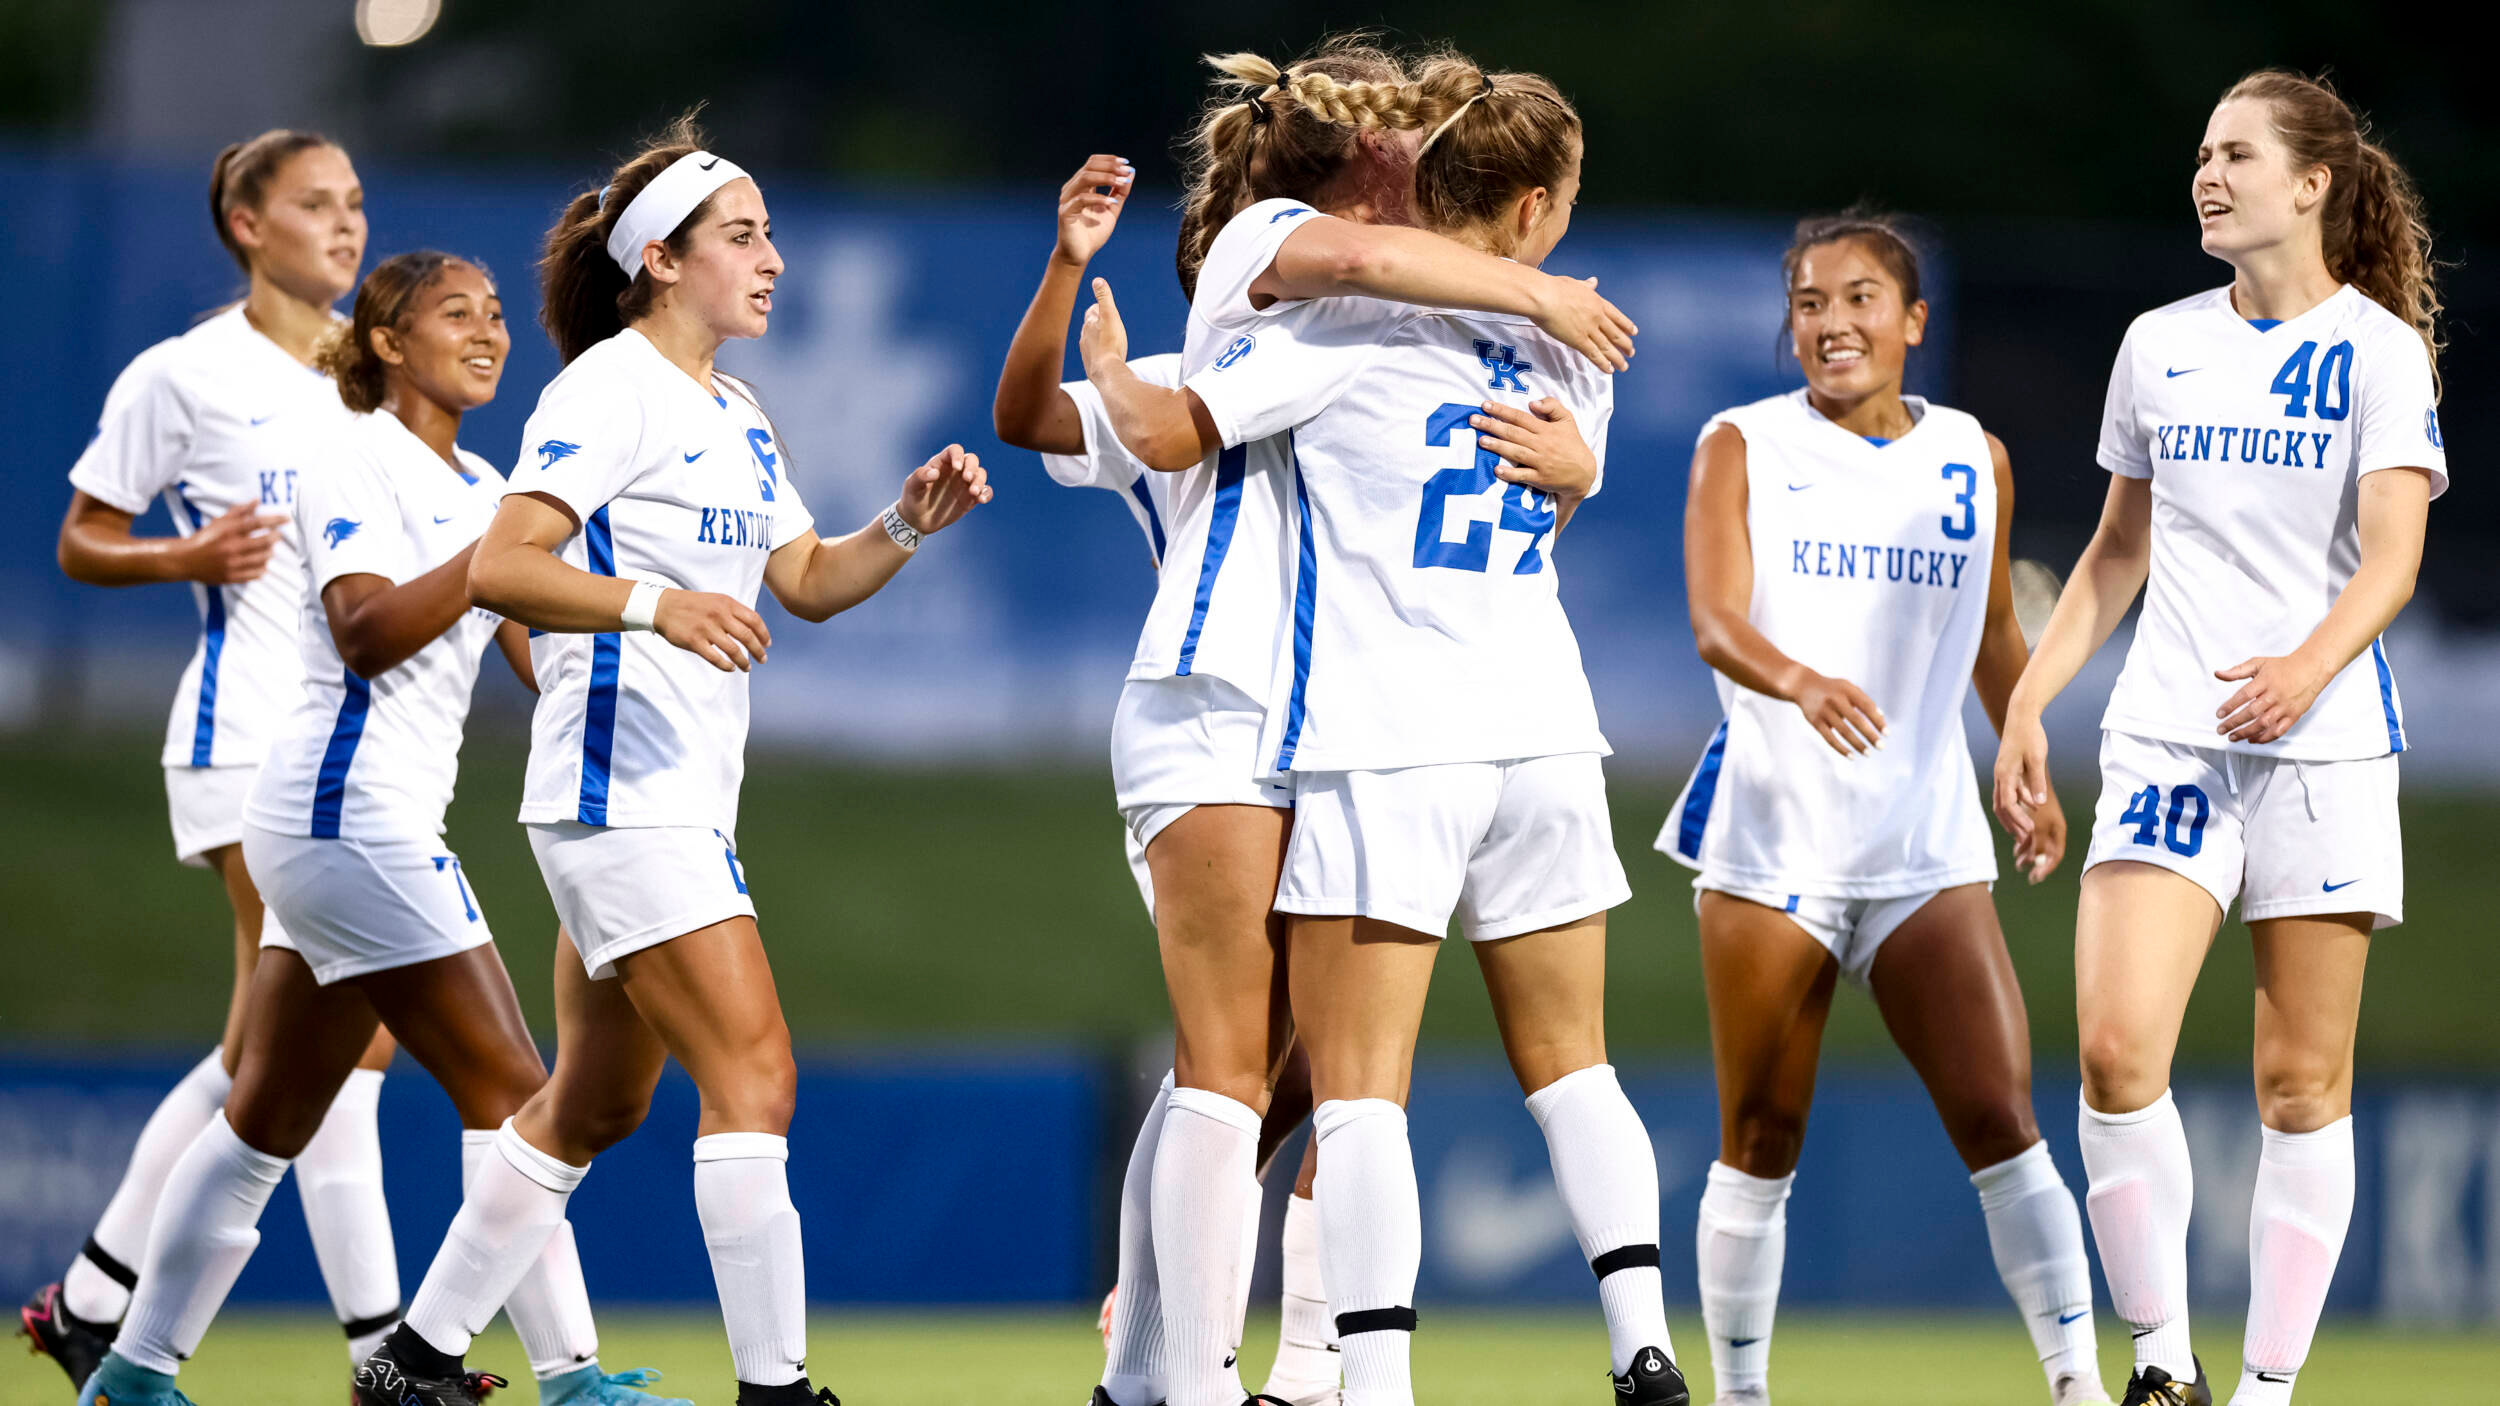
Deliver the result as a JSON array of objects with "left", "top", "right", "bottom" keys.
[
  {"left": 538, "top": 1364, "right": 695, "bottom": 1406},
  {"left": 76, "top": 1352, "right": 198, "bottom": 1406}
]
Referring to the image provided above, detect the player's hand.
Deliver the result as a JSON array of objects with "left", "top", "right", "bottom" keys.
[
  {"left": 1054, "top": 155, "right": 1133, "bottom": 267},
  {"left": 1793, "top": 671, "right": 1885, "bottom": 756},
  {"left": 1529, "top": 274, "right": 1637, "bottom": 372},
  {"left": 2214, "top": 652, "right": 2327, "bottom": 744},
  {"left": 898, "top": 444, "right": 992, "bottom": 536},
  {"left": 2011, "top": 770, "right": 2065, "bottom": 884},
  {"left": 1079, "top": 277, "right": 1130, "bottom": 379},
  {"left": 181, "top": 500, "right": 288, "bottom": 585},
  {"left": 1476, "top": 398, "right": 1598, "bottom": 500},
  {"left": 654, "top": 589, "right": 771, "bottom": 673},
  {"left": 1992, "top": 710, "right": 2054, "bottom": 867}
]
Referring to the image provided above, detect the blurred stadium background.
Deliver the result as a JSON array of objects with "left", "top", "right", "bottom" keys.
[{"left": 1, "top": 2, "right": 2494, "bottom": 1401}]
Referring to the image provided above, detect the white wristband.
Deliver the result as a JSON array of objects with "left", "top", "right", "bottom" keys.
[
  {"left": 880, "top": 502, "right": 922, "bottom": 553},
  {"left": 620, "top": 579, "right": 666, "bottom": 632}
]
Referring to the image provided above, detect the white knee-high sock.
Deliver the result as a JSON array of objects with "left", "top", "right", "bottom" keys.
[
  {"left": 295, "top": 1068, "right": 400, "bottom": 1362},
  {"left": 692, "top": 1133, "right": 807, "bottom": 1388},
  {"left": 460, "top": 1131, "right": 600, "bottom": 1380},
  {"left": 2232, "top": 1118, "right": 2355, "bottom": 1406},
  {"left": 403, "top": 1120, "right": 585, "bottom": 1359},
  {"left": 1101, "top": 1073, "right": 1173, "bottom": 1406},
  {"left": 1526, "top": 1065, "right": 1676, "bottom": 1375},
  {"left": 1971, "top": 1140, "right": 2099, "bottom": 1400},
  {"left": 1232, "top": 1171, "right": 1260, "bottom": 1354},
  {"left": 1697, "top": 1161, "right": 1790, "bottom": 1400},
  {"left": 2078, "top": 1090, "right": 2196, "bottom": 1382},
  {"left": 1311, "top": 1099, "right": 1419, "bottom": 1406},
  {"left": 1262, "top": 1191, "right": 1339, "bottom": 1399},
  {"left": 64, "top": 1048, "right": 233, "bottom": 1325},
  {"left": 1153, "top": 1087, "right": 1262, "bottom": 1406},
  {"left": 115, "top": 1112, "right": 289, "bottom": 1374}
]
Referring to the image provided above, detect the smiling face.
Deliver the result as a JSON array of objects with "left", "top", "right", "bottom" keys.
[
  {"left": 2195, "top": 97, "right": 2329, "bottom": 264},
  {"left": 376, "top": 260, "right": 507, "bottom": 415},
  {"left": 229, "top": 144, "right": 366, "bottom": 305},
  {"left": 649, "top": 177, "right": 781, "bottom": 342},
  {"left": 1787, "top": 237, "right": 1926, "bottom": 402}
]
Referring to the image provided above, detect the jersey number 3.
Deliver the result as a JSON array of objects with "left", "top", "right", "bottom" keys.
[{"left": 1413, "top": 402, "right": 1555, "bottom": 575}]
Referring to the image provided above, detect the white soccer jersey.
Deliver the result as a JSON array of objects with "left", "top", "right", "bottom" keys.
[
  {"left": 1040, "top": 355, "right": 1187, "bottom": 570},
  {"left": 2097, "top": 284, "right": 2448, "bottom": 760},
  {"left": 247, "top": 413, "right": 506, "bottom": 841},
  {"left": 67, "top": 305, "right": 351, "bottom": 769},
  {"left": 502, "top": 329, "right": 817, "bottom": 835},
  {"left": 1660, "top": 391, "right": 2000, "bottom": 898},
  {"left": 1189, "top": 292, "right": 1612, "bottom": 774}
]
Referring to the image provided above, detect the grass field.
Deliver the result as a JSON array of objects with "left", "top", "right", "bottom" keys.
[
  {"left": 5, "top": 1309, "right": 2494, "bottom": 1405},
  {"left": 4, "top": 729, "right": 2498, "bottom": 1065}
]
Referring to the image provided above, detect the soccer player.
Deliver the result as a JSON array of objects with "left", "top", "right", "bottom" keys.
[
  {"left": 352, "top": 116, "right": 988, "bottom": 1406},
  {"left": 1662, "top": 211, "right": 2105, "bottom": 1406},
  {"left": 1995, "top": 71, "right": 2445, "bottom": 1406},
  {"left": 76, "top": 252, "right": 685, "bottom": 1406},
  {"left": 1082, "top": 57, "right": 1683, "bottom": 1406},
  {"left": 30, "top": 129, "right": 401, "bottom": 1387}
]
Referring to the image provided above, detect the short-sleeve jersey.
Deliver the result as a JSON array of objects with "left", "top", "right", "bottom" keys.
[
  {"left": 247, "top": 413, "right": 505, "bottom": 840},
  {"left": 1040, "top": 355, "right": 1187, "bottom": 571},
  {"left": 1195, "top": 290, "right": 1613, "bottom": 775},
  {"left": 1661, "top": 392, "right": 2000, "bottom": 897},
  {"left": 2097, "top": 285, "right": 2447, "bottom": 760},
  {"left": 501, "top": 330, "right": 817, "bottom": 836},
  {"left": 67, "top": 305, "right": 351, "bottom": 770}
]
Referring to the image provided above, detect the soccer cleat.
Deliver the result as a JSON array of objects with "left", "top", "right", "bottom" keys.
[
  {"left": 732, "top": 1382, "right": 838, "bottom": 1406},
  {"left": 351, "top": 1336, "right": 506, "bottom": 1406},
  {"left": 1089, "top": 1390, "right": 1164, "bottom": 1406},
  {"left": 1612, "top": 1346, "right": 1691, "bottom": 1406},
  {"left": 22, "top": 1281, "right": 117, "bottom": 1390},
  {"left": 2118, "top": 1358, "right": 2211, "bottom": 1406},
  {"left": 1258, "top": 1382, "right": 1341, "bottom": 1406},
  {"left": 539, "top": 1365, "right": 693, "bottom": 1406},
  {"left": 74, "top": 1352, "right": 196, "bottom": 1406}
]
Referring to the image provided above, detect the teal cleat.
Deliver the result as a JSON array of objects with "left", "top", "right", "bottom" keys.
[
  {"left": 537, "top": 1364, "right": 695, "bottom": 1406},
  {"left": 76, "top": 1352, "right": 199, "bottom": 1406}
]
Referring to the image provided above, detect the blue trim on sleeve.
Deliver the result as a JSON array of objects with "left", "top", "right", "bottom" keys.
[
  {"left": 1125, "top": 474, "right": 1169, "bottom": 567},
  {"left": 1676, "top": 721, "right": 1730, "bottom": 859},
  {"left": 2370, "top": 637, "right": 2405, "bottom": 753},
  {"left": 1174, "top": 443, "right": 1247, "bottom": 675},
  {"left": 1271, "top": 438, "right": 1318, "bottom": 772},
  {"left": 308, "top": 672, "right": 373, "bottom": 838},
  {"left": 578, "top": 506, "right": 621, "bottom": 824},
  {"left": 170, "top": 485, "right": 225, "bottom": 766}
]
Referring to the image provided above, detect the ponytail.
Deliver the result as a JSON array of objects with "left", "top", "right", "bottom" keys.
[
  {"left": 314, "top": 250, "right": 483, "bottom": 414},
  {"left": 1405, "top": 55, "right": 1580, "bottom": 245},
  {"left": 2224, "top": 69, "right": 2443, "bottom": 385},
  {"left": 208, "top": 129, "right": 337, "bottom": 272},
  {"left": 539, "top": 110, "right": 715, "bottom": 364}
]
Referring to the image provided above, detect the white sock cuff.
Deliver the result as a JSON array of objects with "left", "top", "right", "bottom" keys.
[
  {"left": 2260, "top": 1116, "right": 2354, "bottom": 1165},
  {"left": 206, "top": 1112, "right": 292, "bottom": 1186},
  {"left": 2080, "top": 1087, "right": 2178, "bottom": 1129},
  {"left": 1159, "top": 1068, "right": 1178, "bottom": 1094},
  {"left": 693, "top": 1131, "right": 790, "bottom": 1163},
  {"left": 332, "top": 1066, "right": 386, "bottom": 1109},
  {"left": 1704, "top": 1160, "right": 1794, "bottom": 1214},
  {"left": 1523, "top": 1062, "right": 1619, "bottom": 1126},
  {"left": 1970, "top": 1139, "right": 2061, "bottom": 1208},
  {"left": 1312, "top": 1097, "right": 1405, "bottom": 1143},
  {"left": 1166, "top": 1086, "right": 1263, "bottom": 1138},
  {"left": 195, "top": 1047, "right": 236, "bottom": 1102},
  {"left": 497, "top": 1119, "right": 589, "bottom": 1192}
]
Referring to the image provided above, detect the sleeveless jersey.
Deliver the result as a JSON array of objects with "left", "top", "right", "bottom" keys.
[
  {"left": 501, "top": 329, "right": 816, "bottom": 836},
  {"left": 68, "top": 305, "right": 351, "bottom": 769},
  {"left": 247, "top": 413, "right": 505, "bottom": 840},
  {"left": 1041, "top": 354, "right": 1188, "bottom": 571},
  {"left": 2096, "top": 284, "right": 2447, "bottom": 760},
  {"left": 1663, "top": 391, "right": 1999, "bottom": 898}
]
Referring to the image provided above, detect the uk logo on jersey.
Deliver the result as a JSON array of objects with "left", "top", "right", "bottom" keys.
[
  {"left": 535, "top": 439, "right": 581, "bottom": 470},
  {"left": 1475, "top": 340, "right": 1532, "bottom": 392},
  {"left": 1213, "top": 334, "right": 1257, "bottom": 370},
  {"left": 322, "top": 517, "right": 361, "bottom": 548}
]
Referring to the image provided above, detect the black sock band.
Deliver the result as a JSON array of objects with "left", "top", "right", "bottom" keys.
[
  {"left": 79, "top": 1237, "right": 139, "bottom": 1292},
  {"left": 1334, "top": 1306, "right": 1418, "bottom": 1336},
  {"left": 342, "top": 1306, "right": 402, "bottom": 1340},
  {"left": 1590, "top": 1243, "right": 1661, "bottom": 1279},
  {"left": 385, "top": 1322, "right": 461, "bottom": 1380}
]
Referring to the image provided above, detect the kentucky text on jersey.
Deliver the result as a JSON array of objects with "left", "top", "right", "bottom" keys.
[
  {"left": 1791, "top": 539, "right": 1970, "bottom": 590},
  {"left": 695, "top": 506, "right": 775, "bottom": 549},
  {"left": 2154, "top": 423, "right": 2334, "bottom": 467}
]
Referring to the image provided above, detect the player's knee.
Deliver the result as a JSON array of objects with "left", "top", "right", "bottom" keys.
[
  {"left": 2077, "top": 1023, "right": 2162, "bottom": 1107},
  {"left": 1942, "top": 1099, "right": 2040, "bottom": 1171},
  {"left": 222, "top": 1094, "right": 324, "bottom": 1161},
  {"left": 1724, "top": 1107, "right": 1807, "bottom": 1177},
  {"left": 2253, "top": 1052, "right": 2349, "bottom": 1132},
  {"left": 701, "top": 1041, "right": 798, "bottom": 1135},
  {"left": 545, "top": 1078, "right": 653, "bottom": 1157}
]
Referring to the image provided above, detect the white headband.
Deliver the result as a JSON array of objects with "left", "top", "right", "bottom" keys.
[{"left": 604, "top": 150, "right": 751, "bottom": 277}]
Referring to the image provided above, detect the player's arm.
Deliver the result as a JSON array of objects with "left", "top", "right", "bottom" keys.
[
  {"left": 470, "top": 492, "right": 773, "bottom": 674},
  {"left": 321, "top": 543, "right": 482, "bottom": 678},
  {"left": 1253, "top": 220, "right": 1636, "bottom": 371},
  {"left": 1970, "top": 434, "right": 2063, "bottom": 880},
  {"left": 58, "top": 491, "right": 283, "bottom": 587},
  {"left": 2213, "top": 466, "right": 2431, "bottom": 744},
  {"left": 1079, "top": 279, "right": 1220, "bottom": 471},
  {"left": 493, "top": 619, "right": 537, "bottom": 693},
  {"left": 1685, "top": 424, "right": 1885, "bottom": 756},
  {"left": 763, "top": 445, "right": 992, "bottom": 622},
  {"left": 994, "top": 155, "right": 1133, "bottom": 455}
]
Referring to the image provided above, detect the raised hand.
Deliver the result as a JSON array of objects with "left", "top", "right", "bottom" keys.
[
  {"left": 1079, "top": 277, "right": 1129, "bottom": 378},
  {"left": 1530, "top": 274, "right": 1638, "bottom": 372},
  {"left": 1475, "top": 397, "right": 1598, "bottom": 500},
  {"left": 654, "top": 589, "right": 772, "bottom": 673},
  {"left": 1056, "top": 155, "right": 1134, "bottom": 267},
  {"left": 1795, "top": 671, "right": 1886, "bottom": 757},
  {"left": 2214, "top": 652, "right": 2327, "bottom": 744},
  {"left": 182, "top": 500, "right": 289, "bottom": 584},
  {"left": 898, "top": 444, "right": 993, "bottom": 536}
]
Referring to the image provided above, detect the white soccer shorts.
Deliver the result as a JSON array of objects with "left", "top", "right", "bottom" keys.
[
  {"left": 242, "top": 825, "right": 494, "bottom": 984},
  {"left": 527, "top": 820, "right": 760, "bottom": 979},
  {"left": 2082, "top": 729, "right": 2402, "bottom": 928},
  {"left": 166, "top": 763, "right": 258, "bottom": 868},
  {"left": 1277, "top": 752, "right": 1631, "bottom": 941},
  {"left": 1694, "top": 881, "right": 1975, "bottom": 986},
  {"left": 1112, "top": 672, "right": 1292, "bottom": 846}
]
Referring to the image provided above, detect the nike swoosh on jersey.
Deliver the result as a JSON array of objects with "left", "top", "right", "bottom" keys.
[
  {"left": 2165, "top": 367, "right": 2202, "bottom": 378},
  {"left": 1786, "top": 482, "right": 1814, "bottom": 491},
  {"left": 699, "top": 155, "right": 721, "bottom": 170},
  {"left": 249, "top": 414, "right": 275, "bottom": 425},
  {"left": 684, "top": 450, "right": 707, "bottom": 462},
  {"left": 2323, "top": 878, "right": 2360, "bottom": 892},
  {"left": 433, "top": 515, "right": 456, "bottom": 524}
]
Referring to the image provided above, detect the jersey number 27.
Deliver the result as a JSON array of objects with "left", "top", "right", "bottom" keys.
[{"left": 1412, "top": 402, "right": 1555, "bottom": 575}]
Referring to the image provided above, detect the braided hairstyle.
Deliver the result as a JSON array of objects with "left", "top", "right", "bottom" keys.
[{"left": 1404, "top": 53, "right": 1581, "bottom": 250}]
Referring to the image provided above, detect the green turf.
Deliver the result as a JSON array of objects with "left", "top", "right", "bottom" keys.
[
  {"left": 3, "top": 729, "right": 2496, "bottom": 1065},
  {"left": 6, "top": 1309, "right": 2492, "bottom": 1405}
]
